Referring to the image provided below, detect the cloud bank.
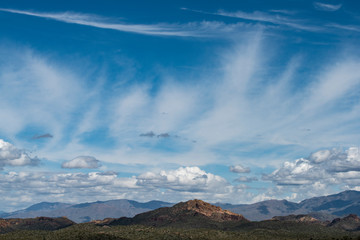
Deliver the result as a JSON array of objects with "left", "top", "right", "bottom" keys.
[
  {"left": 0, "top": 166, "right": 250, "bottom": 211},
  {"left": 264, "top": 147, "right": 360, "bottom": 187}
]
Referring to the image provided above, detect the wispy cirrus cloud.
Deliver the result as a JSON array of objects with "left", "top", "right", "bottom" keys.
[
  {"left": 2, "top": 28, "right": 360, "bottom": 169},
  {"left": 313, "top": 2, "right": 342, "bottom": 12},
  {"left": 327, "top": 23, "right": 360, "bottom": 32},
  {"left": 0, "top": 8, "right": 249, "bottom": 38},
  {"left": 181, "top": 7, "right": 323, "bottom": 32}
]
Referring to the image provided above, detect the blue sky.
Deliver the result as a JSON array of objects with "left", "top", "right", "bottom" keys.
[{"left": 1, "top": 0, "right": 360, "bottom": 211}]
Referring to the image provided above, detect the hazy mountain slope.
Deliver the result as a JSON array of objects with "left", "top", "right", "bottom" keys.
[
  {"left": 3, "top": 199, "right": 173, "bottom": 223},
  {"left": 298, "top": 190, "right": 360, "bottom": 216},
  {"left": 217, "top": 190, "right": 360, "bottom": 221},
  {"left": 217, "top": 199, "right": 299, "bottom": 221}
]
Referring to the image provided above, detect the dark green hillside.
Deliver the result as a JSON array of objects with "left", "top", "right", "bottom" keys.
[
  {"left": 1, "top": 223, "right": 359, "bottom": 240},
  {"left": 0, "top": 217, "right": 74, "bottom": 233}
]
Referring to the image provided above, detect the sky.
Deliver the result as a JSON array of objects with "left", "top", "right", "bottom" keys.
[{"left": 1, "top": 0, "right": 360, "bottom": 212}]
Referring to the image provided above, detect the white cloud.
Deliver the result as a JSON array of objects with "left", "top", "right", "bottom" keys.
[
  {"left": 137, "top": 166, "right": 229, "bottom": 192},
  {"left": 76, "top": 33, "right": 360, "bottom": 169},
  {"left": 61, "top": 156, "right": 101, "bottom": 169},
  {"left": 0, "top": 139, "right": 39, "bottom": 169},
  {"left": 0, "top": 47, "right": 87, "bottom": 150},
  {"left": 264, "top": 147, "right": 360, "bottom": 187},
  {"left": 229, "top": 164, "right": 251, "bottom": 173},
  {"left": 2, "top": 22, "right": 359, "bottom": 170},
  {"left": 0, "top": 167, "right": 255, "bottom": 212},
  {"left": 0, "top": 170, "right": 139, "bottom": 211},
  {"left": 0, "top": 8, "right": 249, "bottom": 38},
  {"left": 182, "top": 8, "right": 323, "bottom": 32},
  {"left": 313, "top": 2, "right": 342, "bottom": 11},
  {"left": 327, "top": 24, "right": 360, "bottom": 33}
]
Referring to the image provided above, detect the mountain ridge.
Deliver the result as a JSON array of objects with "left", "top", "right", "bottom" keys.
[
  {"left": 2, "top": 190, "right": 360, "bottom": 223},
  {"left": 1, "top": 200, "right": 360, "bottom": 239}
]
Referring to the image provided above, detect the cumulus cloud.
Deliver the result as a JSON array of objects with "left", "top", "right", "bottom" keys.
[
  {"left": 61, "top": 156, "right": 101, "bottom": 169},
  {"left": 0, "top": 170, "right": 139, "bottom": 211},
  {"left": 137, "top": 166, "right": 229, "bottom": 192},
  {"left": 264, "top": 147, "right": 360, "bottom": 186},
  {"left": 229, "top": 164, "right": 251, "bottom": 173},
  {"left": 0, "top": 139, "right": 40, "bottom": 169},
  {"left": 313, "top": 2, "right": 342, "bottom": 11}
]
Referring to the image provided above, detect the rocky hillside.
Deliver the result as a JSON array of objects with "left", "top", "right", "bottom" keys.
[
  {"left": 329, "top": 214, "right": 360, "bottom": 231},
  {"left": 271, "top": 214, "right": 320, "bottom": 223},
  {"left": 107, "top": 199, "right": 248, "bottom": 229}
]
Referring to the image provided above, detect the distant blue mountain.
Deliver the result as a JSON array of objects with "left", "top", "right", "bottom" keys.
[
  {"left": 216, "top": 190, "right": 360, "bottom": 221},
  {"left": 25, "top": 202, "right": 72, "bottom": 211},
  {"left": 2, "top": 199, "right": 174, "bottom": 223}
]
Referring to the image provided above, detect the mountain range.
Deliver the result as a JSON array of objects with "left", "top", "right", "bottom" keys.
[
  {"left": 216, "top": 190, "right": 360, "bottom": 221},
  {"left": 1, "top": 190, "right": 360, "bottom": 223},
  {"left": 0, "top": 200, "right": 172, "bottom": 223},
  {"left": 1, "top": 198, "right": 360, "bottom": 239},
  {"left": 100, "top": 199, "right": 360, "bottom": 233}
]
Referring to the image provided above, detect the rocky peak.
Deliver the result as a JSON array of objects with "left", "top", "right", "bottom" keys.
[
  {"left": 329, "top": 214, "right": 360, "bottom": 231},
  {"left": 173, "top": 199, "right": 247, "bottom": 221},
  {"left": 272, "top": 214, "right": 319, "bottom": 223}
]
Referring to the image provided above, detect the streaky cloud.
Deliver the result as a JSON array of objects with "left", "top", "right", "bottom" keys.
[
  {"left": 327, "top": 23, "right": 360, "bottom": 33},
  {"left": 313, "top": 2, "right": 342, "bottom": 12},
  {"left": 181, "top": 8, "right": 323, "bottom": 32},
  {"left": 0, "top": 8, "right": 248, "bottom": 38}
]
